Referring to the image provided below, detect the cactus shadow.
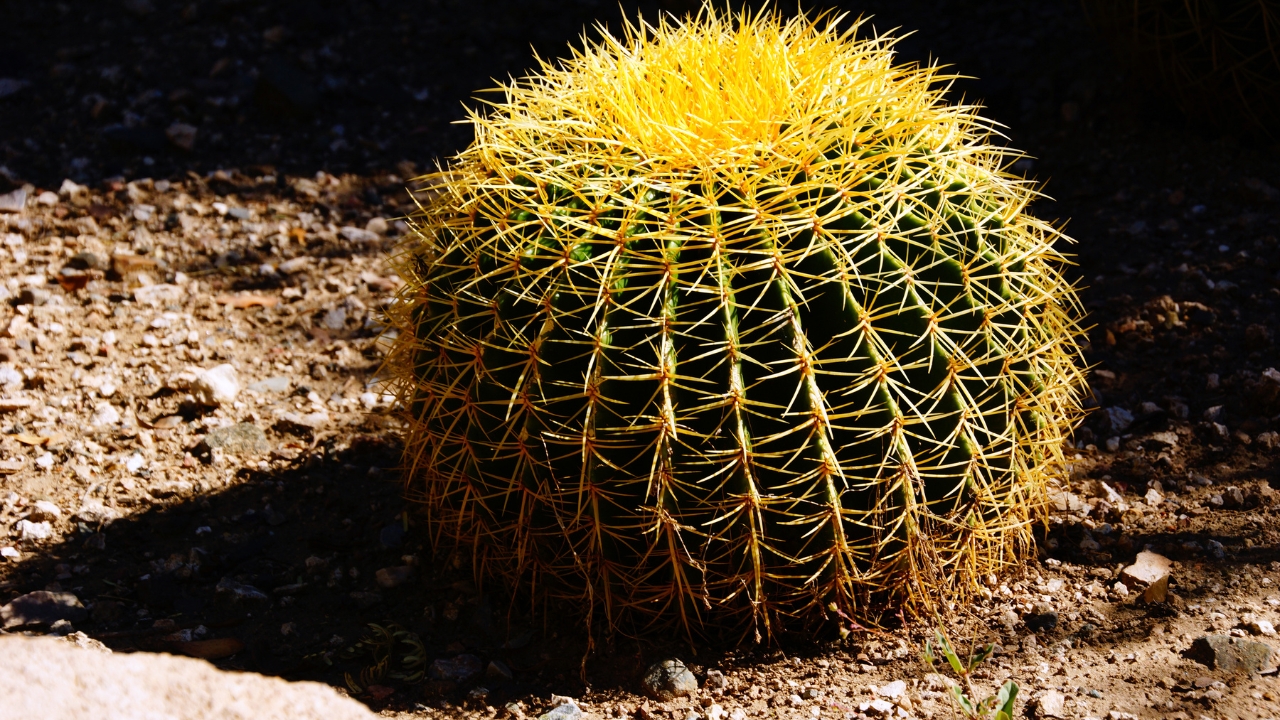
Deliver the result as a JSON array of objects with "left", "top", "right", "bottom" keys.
[
  {"left": 2, "top": 425, "right": 804, "bottom": 712},
  {"left": 0, "top": 430, "right": 542, "bottom": 710}
]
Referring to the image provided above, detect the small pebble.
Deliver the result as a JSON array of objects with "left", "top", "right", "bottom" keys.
[{"left": 375, "top": 565, "right": 414, "bottom": 589}]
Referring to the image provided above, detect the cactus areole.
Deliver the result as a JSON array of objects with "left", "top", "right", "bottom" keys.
[{"left": 388, "top": 7, "right": 1086, "bottom": 639}]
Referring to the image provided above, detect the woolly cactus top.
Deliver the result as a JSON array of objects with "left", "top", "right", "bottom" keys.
[{"left": 473, "top": 9, "right": 993, "bottom": 169}]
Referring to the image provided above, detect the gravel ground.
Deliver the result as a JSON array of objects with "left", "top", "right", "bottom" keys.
[{"left": 3, "top": 1, "right": 1280, "bottom": 720}]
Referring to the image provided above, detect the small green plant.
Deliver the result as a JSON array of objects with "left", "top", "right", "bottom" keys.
[{"left": 922, "top": 630, "right": 1018, "bottom": 720}]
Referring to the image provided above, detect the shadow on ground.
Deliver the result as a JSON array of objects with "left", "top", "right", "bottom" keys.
[
  {"left": 3, "top": 422, "right": 869, "bottom": 712},
  {"left": 2, "top": 426, "right": 600, "bottom": 709}
]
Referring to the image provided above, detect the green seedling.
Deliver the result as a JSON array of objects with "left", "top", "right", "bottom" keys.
[{"left": 923, "top": 630, "right": 1018, "bottom": 720}]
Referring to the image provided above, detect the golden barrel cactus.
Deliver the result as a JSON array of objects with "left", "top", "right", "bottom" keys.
[{"left": 387, "top": 7, "right": 1086, "bottom": 639}]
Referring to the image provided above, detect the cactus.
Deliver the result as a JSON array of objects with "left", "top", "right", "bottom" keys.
[
  {"left": 1082, "top": 0, "right": 1280, "bottom": 140},
  {"left": 387, "top": 6, "right": 1086, "bottom": 638}
]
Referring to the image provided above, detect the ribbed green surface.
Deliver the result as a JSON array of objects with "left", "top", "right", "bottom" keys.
[
  {"left": 389, "top": 9, "right": 1085, "bottom": 637},
  {"left": 398, "top": 143, "right": 1073, "bottom": 633}
]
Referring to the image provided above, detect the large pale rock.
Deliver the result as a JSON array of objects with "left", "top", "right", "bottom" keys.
[
  {"left": 1120, "top": 551, "right": 1171, "bottom": 588},
  {"left": 0, "top": 635, "right": 377, "bottom": 720}
]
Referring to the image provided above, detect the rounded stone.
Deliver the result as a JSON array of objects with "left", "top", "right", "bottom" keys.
[{"left": 642, "top": 659, "right": 698, "bottom": 701}]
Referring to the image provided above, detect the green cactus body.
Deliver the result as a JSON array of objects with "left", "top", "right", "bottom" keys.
[{"left": 389, "top": 7, "right": 1085, "bottom": 637}]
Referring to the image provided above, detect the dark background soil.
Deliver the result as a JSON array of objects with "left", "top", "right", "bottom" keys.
[
  {"left": 4, "top": 0, "right": 1280, "bottom": 717},
  {"left": 0, "top": 0, "right": 1216, "bottom": 184}
]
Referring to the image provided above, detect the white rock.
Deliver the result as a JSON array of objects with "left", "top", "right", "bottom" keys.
[
  {"left": 90, "top": 401, "right": 121, "bottom": 427},
  {"left": 0, "top": 188, "right": 27, "bottom": 213},
  {"left": 133, "top": 283, "right": 185, "bottom": 308},
  {"left": 16, "top": 520, "right": 53, "bottom": 540},
  {"left": 874, "top": 680, "right": 907, "bottom": 699},
  {"left": 0, "top": 366, "right": 21, "bottom": 388},
  {"left": 339, "top": 226, "right": 379, "bottom": 243},
  {"left": 860, "top": 699, "right": 894, "bottom": 716},
  {"left": 4, "top": 315, "right": 29, "bottom": 338},
  {"left": 193, "top": 364, "right": 240, "bottom": 405},
  {"left": 29, "top": 500, "right": 61, "bottom": 522},
  {"left": 0, "top": 546, "right": 19, "bottom": 561},
  {"left": 125, "top": 454, "right": 146, "bottom": 474},
  {"left": 35, "top": 452, "right": 54, "bottom": 470},
  {"left": 1036, "top": 690, "right": 1065, "bottom": 718},
  {"left": 1246, "top": 619, "right": 1276, "bottom": 636},
  {"left": 278, "top": 257, "right": 311, "bottom": 274},
  {"left": 1098, "top": 480, "right": 1125, "bottom": 505}
]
